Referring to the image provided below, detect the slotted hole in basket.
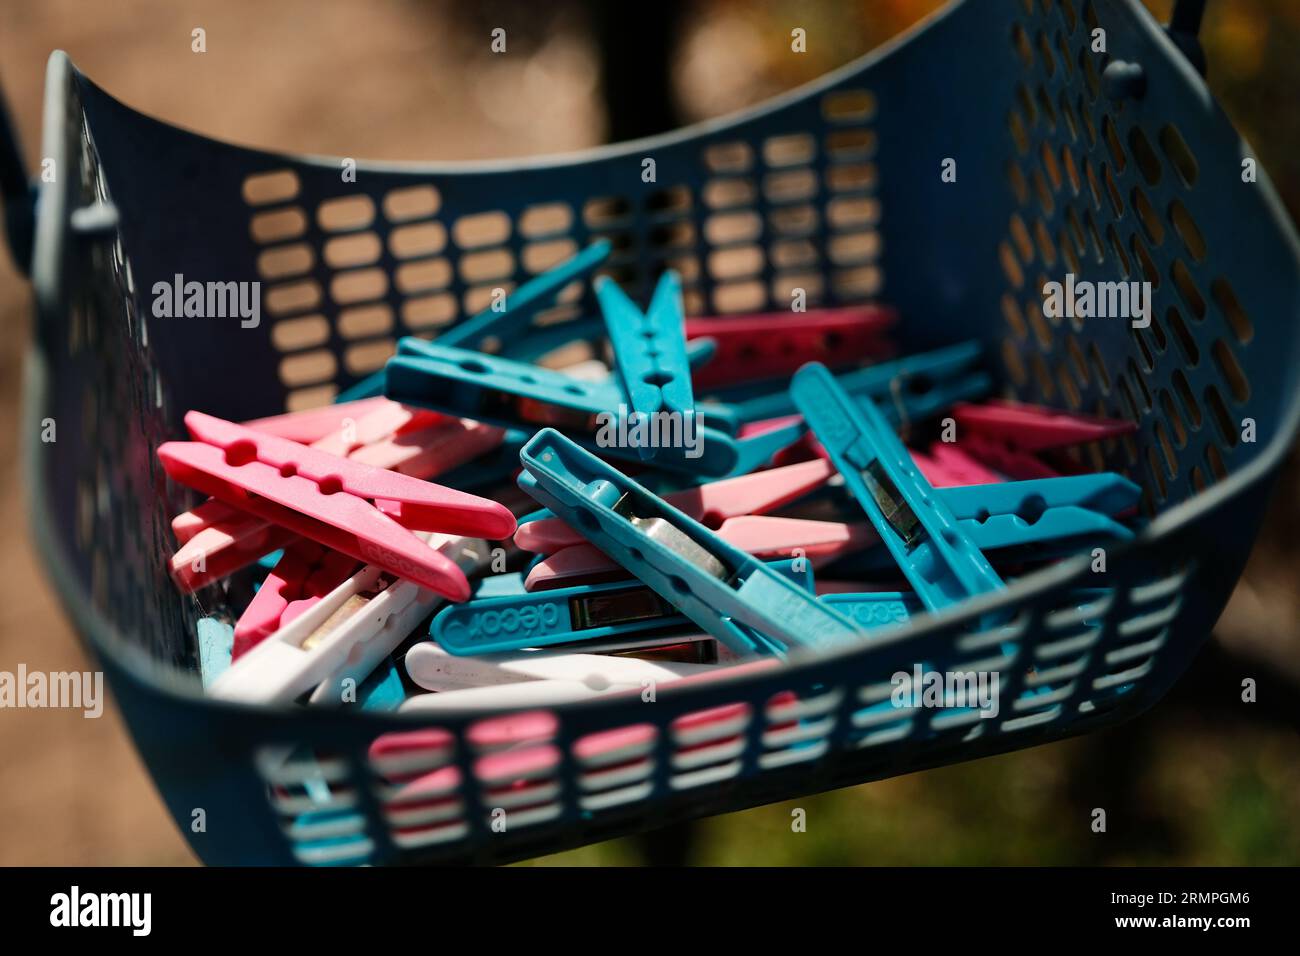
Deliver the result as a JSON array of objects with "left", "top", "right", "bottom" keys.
[
  {"left": 251, "top": 207, "right": 307, "bottom": 244},
  {"left": 461, "top": 249, "right": 515, "bottom": 284},
  {"left": 769, "top": 204, "right": 819, "bottom": 237},
  {"left": 257, "top": 243, "right": 313, "bottom": 280},
  {"left": 243, "top": 169, "right": 300, "bottom": 206},
  {"left": 271, "top": 315, "right": 329, "bottom": 352},
  {"left": 1166, "top": 306, "right": 1199, "bottom": 365},
  {"left": 832, "top": 265, "right": 881, "bottom": 299},
  {"left": 396, "top": 259, "right": 453, "bottom": 295},
  {"left": 1036, "top": 30, "right": 1057, "bottom": 76},
  {"left": 1160, "top": 390, "right": 1187, "bottom": 447},
  {"left": 1206, "top": 443, "right": 1228, "bottom": 481},
  {"left": 1009, "top": 110, "right": 1030, "bottom": 157},
  {"left": 1087, "top": 341, "right": 1111, "bottom": 394},
  {"left": 331, "top": 247, "right": 393, "bottom": 288},
  {"left": 453, "top": 211, "right": 511, "bottom": 250},
  {"left": 764, "top": 168, "right": 818, "bottom": 204},
  {"left": 331, "top": 268, "right": 387, "bottom": 306},
  {"left": 1059, "top": 227, "right": 1080, "bottom": 273},
  {"left": 1062, "top": 147, "right": 1081, "bottom": 195},
  {"left": 1165, "top": 200, "right": 1205, "bottom": 261},
  {"left": 1171, "top": 260, "right": 1206, "bottom": 319},
  {"left": 1080, "top": 47, "right": 1100, "bottom": 98},
  {"left": 703, "top": 141, "right": 754, "bottom": 176},
  {"left": 266, "top": 279, "right": 322, "bottom": 316},
  {"left": 704, "top": 177, "right": 756, "bottom": 210},
  {"left": 524, "top": 238, "right": 579, "bottom": 274},
  {"left": 1009, "top": 214, "right": 1034, "bottom": 263},
  {"left": 1106, "top": 225, "right": 1131, "bottom": 276},
  {"left": 338, "top": 304, "right": 393, "bottom": 340},
  {"left": 518, "top": 202, "right": 573, "bottom": 239},
  {"left": 1131, "top": 234, "right": 1159, "bottom": 286},
  {"left": 1008, "top": 162, "right": 1030, "bottom": 206},
  {"left": 1211, "top": 340, "right": 1250, "bottom": 403},
  {"left": 390, "top": 222, "right": 447, "bottom": 260},
  {"left": 1017, "top": 85, "right": 1037, "bottom": 126},
  {"left": 708, "top": 246, "right": 764, "bottom": 281},
  {"left": 1002, "top": 340, "right": 1029, "bottom": 386},
  {"left": 1011, "top": 23, "right": 1034, "bottom": 69},
  {"left": 383, "top": 185, "right": 441, "bottom": 223},
  {"left": 1102, "top": 163, "right": 1124, "bottom": 216},
  {"left": 1036, "top": 86, "right": 1057, "bottom": 130},
  {"left": 1033, "top": 219, "right": 1057, "bottom": 266},
  {"left": 1211, "top": 278, "right": 1253, "bottom": 343},
  {"left": 1204, "top": 386, "right": 1238, "bottom": 448},
  {"left": 1159, "top": 124, "right": 1198, "bottom": 187},
  {"left": 1032, "top": 168, "right": 1055, "bottom": 215},
  {"left": 318, "top": 195, "right": 376, "bottom": 233},
  {"left": 999, "top": 242, "right": 1025, "bottom": 289},
  {"left": 1002, "top": 292, "right": 1028, "bottom": 340},
  {"left": 403, "top": 293, "right": 457, "bottom": 331},
  {"left": 1085, "top": 159, "right": 1103, "bottom": 211},
  {"left": 1127, "top": 126, "right": 1162, "bottom": 186},
  {"left": 1131, "top": 188, "right": 1164, "bottom": 245},
  {"left": 1066, "top": 335, "right": 1089, "bottom": 385},
  {"left": 343, "top": 339, "right": 395, "bottom": 375},
  {"left": 705, "top": 210, "right": 762, "bottom": 245},
  {"left": 1039, "top": 143, "right": 1062, "bottom": 192},
  {"left": 827, "top": 127, "right": 876, "bottom": 161},
  {"left": 279, "top": 349, "right": 337, "bottom": 388},
  {"left": 763, "top": 132, "right": 816, "bottom": 169},
  {"left": 827, "top": 163, "right": 875, "bottom": 193},
  {"left": 1172, "top": 369, "right": 1202, "bottom": 429},
  {"left": 821, "top": 89, "right": 876, "bottom": 124}
]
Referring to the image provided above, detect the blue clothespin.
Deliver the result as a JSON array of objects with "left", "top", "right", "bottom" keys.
[
  {"left": 517, "top": 428, "right": 864, "bottom": 657},
  {"left": 596, "top": 271, "right": 696, "bottom": 461},
  {"left": 433, "top": 558, "right": 811, "bottom": 655},
  {"left": 730, "top": 341, "right": 990, "bottom": 426},
  {"left": 792, "top": 362, "right": 1005, "bottom": 610},
  {"left": 387, "top": 340, "right": 750, "bottom": 476}
]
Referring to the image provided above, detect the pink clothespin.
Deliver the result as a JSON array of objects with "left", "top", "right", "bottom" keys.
[
  {"left": 687, "top": 306, "right": 897, "bottom": 389},
  {"left": 241, "top": 397, "right": 397, "bottom": 444},
  {"left": 168, "top": 401, "right": 503, "bottom": 591},
  {"left": 514, "top": 458, "right": 835, "bottom": 555},
  {"left": 523, "top": 516, "right": 876, "bottom": 591},
  {"left": 158, "top": 412, "right": 516, "bottom": 600},
  {"left": 231, "top": 541, "right": 359, "bottom": 660},
  {"left": 912, "top": 443, "right": 1004, "bottom": 487},
  {"left": 952, "top": 399, "right": 1134, "bottom": 451},
  {"left": 952, "top": 434, "right": 1061, "bottom": 480}
]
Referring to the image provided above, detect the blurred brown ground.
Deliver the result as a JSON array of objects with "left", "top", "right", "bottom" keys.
[{"left": 0, "top": 0, "right": 1296, "bottom": 866}]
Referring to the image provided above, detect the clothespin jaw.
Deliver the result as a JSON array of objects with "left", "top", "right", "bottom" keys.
[
  {"left": 212, "top": 535, "right": 494, "bottom": 705},
  {"left": 514, "top": 458, "right": 835, "bottom": 554},
  {"left": 232, "top": 541, "right": 359, "bottom": 659},
  {"left": 158, "top": 412, "right": 515, "bottom": 600},
  {"left": 517, "top": 428, "right": 864, "bottom": 657},
  {"left": 791, "top": 362, "right": 1004, "bottom": 611},
  {"left": 385, "top": 341, "right": 743, "bottom": 476},
  {"left": 596, "top": 270, "right": 696, "bottom": 462}
]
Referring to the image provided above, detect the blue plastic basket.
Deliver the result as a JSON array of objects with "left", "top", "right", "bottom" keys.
[{"left": 9, "top": 0, "right": 1300, "bottom": 865}]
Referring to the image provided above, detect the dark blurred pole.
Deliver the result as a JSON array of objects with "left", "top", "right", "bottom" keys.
[
  {"left": 585, "top": 0, "right": 695, "bottom": 863},
  {"left": 585, "top": 0, "right": 687, "bottom": 141}
]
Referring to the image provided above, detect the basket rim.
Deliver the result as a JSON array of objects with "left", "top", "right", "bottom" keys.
[{"left": 23, "top": 0, "right": 1300, "bottom": 721}]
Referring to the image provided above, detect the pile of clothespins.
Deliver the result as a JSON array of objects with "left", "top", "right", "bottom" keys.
[{"left": 157, "top": 239, "right": 1138, "bottom": 713}]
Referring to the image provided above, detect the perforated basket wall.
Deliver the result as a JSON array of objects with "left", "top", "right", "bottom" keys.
[{"left": 24, "top": 0, "right": 1300, "bottom": 865}]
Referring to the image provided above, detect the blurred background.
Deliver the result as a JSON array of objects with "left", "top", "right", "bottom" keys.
[{"left": 0, "top": 0, "right": 1296, "bottom": 865}]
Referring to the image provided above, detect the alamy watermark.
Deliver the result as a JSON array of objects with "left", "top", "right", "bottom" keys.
[
  {"left": 891, "top": 665, "right": 1000, "bottom": 718},
  {"left": 1042, "top": 272, "right": 1150, "bottom": 328},
  {"left": 0, "top": 665, "right": 103, "bottom": 718},
  {"left": 594, "top": 406, "right": 702, "bottom": 459},
  {"left": 151, "top": 273, "right": 261, "bottom": 328}
]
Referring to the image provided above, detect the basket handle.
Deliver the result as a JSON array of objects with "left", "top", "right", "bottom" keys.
[
  {"left": 0, "top": 73, "right": 34, "bottom": 276},
  {"left": 1167, "top": 0, "right": 1208, "bottom": 77}
]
